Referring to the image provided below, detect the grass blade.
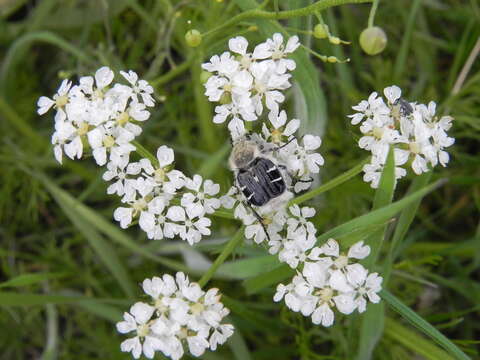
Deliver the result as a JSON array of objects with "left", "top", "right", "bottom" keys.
[
  {"left": 384, "top": 317, "right": 455, "bottom": 360},
  {"left": 383, "top": 171, "right": 433, "bottom": 282},
  {"left": 356, "top": 147, "right": 395, "bottom": 360},
  {"left": 316, "top": 178, "right": 446, "bottom": 245},
  {"left": 38, "top": 173, "right": 190, "bottom": 273},
  {"left": 49, "top": 184, "right": 136, "bottom": 298},
  {"left": 0, "top": 273, "right": 66, "bottom": 288},
  {"left": 381, "top": 289, "right": 471, "bottom": 360}
]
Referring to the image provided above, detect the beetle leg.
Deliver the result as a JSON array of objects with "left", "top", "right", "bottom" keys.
[{"left": 242, "top": 200, "right": 271, "bottom": 243}]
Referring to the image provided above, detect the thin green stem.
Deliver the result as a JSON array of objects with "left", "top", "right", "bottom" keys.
[
  {"left": 198, "top": 228, "right": 244, "bottom": 288},
  {"left": 367, "top": 0, "right": 380, "bottom": 28},
  {"left": 289, "top": 158, "right": 368, "bottom": 206},
  {"left": 150, "top": 56, "right": 194, "bottom": 88},
  {"left": 132, "top": 141, "right": 159, "bottom": 166},
  {"left": 202, "top": 0, "right": 373, "bottom": 38}
]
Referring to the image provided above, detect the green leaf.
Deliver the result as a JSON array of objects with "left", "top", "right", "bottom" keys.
[
  {"left": 227, "top": 326, "right": 253, "bottom": 360},
  {"left": 38, "top": 173, "right": 190, "bottom": 273},
  {"left": 243, "top": 264, "right": 294, "bottom": 295},
  {"left": 76, "top": 300, "right": 123, "bottom": 323},
  {"left": 217, "top": 255, "right": 282, "bottom": 279},
  {"left": 384, "top": 317, "right": 455, "bottom": 360},
  {"left": 381, "top": 289, "right": 471, "bottom": 360},
  {"left": 290, "top": 157, "right": 369, "bottom": 206},
  {"left": 198, "top": 142, "right": 231, "bottom": 178},
  {"left": 223, "top": 296, "right": 284, "bottom": 331},
  {"left": 50, "top": 185, "right": 136, "bottom": 298},
  {"left": 383, "top": 171, "right": 433, "bottom": 282},
  {"left": 316, "top": 178, "right": 446, "bottom": 246},
  {"left": 0, "top": 273, "right": 66, "bottom": 288},
  {"left": 356, "top": 146, "right": 395, "bottom": 360},
  {"left": 0, "top": 292, "right": 97, "bottom": 306}
]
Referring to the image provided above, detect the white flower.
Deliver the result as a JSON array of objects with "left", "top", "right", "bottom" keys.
[
  {"left": 114, "top": 179, "right": 154, "bottom": 229},
  {"left": 383, "top": 85, "right": 402, "bottom": 105},
  {"left": 262, "top": 109, "right": 300, "bottom": 145},
  {"left": 202, "top": 52, "right": 240, "bottom": 77},
  {"left": 37, "top": 79, "right": 72, "bottom": 119},
  {"left": 103, "top": 157, "right": 141, "bottom": 197},
  {"left": 120, "top": 70, "right": 155, "bottom": 106},
  {"left": 140, "top": 146, "right": 186, "bottom": 194},
  {"left": 167, "top": 204, "right": 211, "bottom": 245},
  {"left": 346, "top": 266, "right": 383, "bottom": 313},
  {"left": 51, "top": 120, "right": 78, "bottom": 164},
  {"left": 277, "top": 227, "right": 316, "bottom": 268},
  {"left": 250, "top": 61, "right": 290, "bottom": 116},
  {"left": 253, "top": 33, "right": 299, "bottom": 73},
  {"left": 116, "top": 302, "right": 158, "bottom": 359},
  {"left": 348, "top": 91, "right": 390, "bottom": 125},
  {"left": 87, "top": 124, "right": 136, "bottom": 166},
  {"left": 287, "top": 205, "right": 316, "bottom": 237},
  {"left": 181, "top": 175, "right": 221, "bottom": 214},
  {"left": 139, "top": 196, "right": 177, "bottom": 240},
  {"left": 288, "top": 135, "right": 325, "bottom": 176}
]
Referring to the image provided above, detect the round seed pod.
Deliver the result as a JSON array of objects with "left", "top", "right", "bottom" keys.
[
  {"left": 359, "top": 26, "right": 387, "bottom": 55},
  {"left": 185, "top": 29, "right": 202, "bottom": 47}
]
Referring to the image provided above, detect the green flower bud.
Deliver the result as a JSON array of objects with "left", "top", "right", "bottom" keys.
[
  {"left": 329, "top": 36, "right": 341, "bottom": 45},
  {"left": 219, "top": 92, "right": 232, "bottom": 105},
  {"left": 185, "top": 29, "right": 202, "bottom": 47},
  {"left": 359, "top": 26, "right": 387, "bottom": 56},
  {"left": 313, "top": 24, "right": 329, "bottom": 39}
]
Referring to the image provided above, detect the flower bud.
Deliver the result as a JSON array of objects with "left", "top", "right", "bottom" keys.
[
  {"left": 359, "top": 26, "right": 387, "bottom": 56},
  {"left": 219, "top": 92, "right": 232, "bottom": 105},
  {"left": 329, "top": 36, "right": 341, "bottom": 45},
  {"left": 185, "top": 29, "right": 202, "bottom": 47},
  {"left": 313, "top": 24, "right": 329, "bottom": 39}
]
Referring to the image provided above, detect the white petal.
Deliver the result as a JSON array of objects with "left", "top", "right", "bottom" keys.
[
  {"left": 156, "top": 145, "right": 174, "bottom": 167},
  {"left": 348, "top": 241, "right": 371, "bottom": 259}
]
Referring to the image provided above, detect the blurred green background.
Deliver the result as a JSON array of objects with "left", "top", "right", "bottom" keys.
[{"left": 0, "top": 0, "right": 479, "bottom": 359}]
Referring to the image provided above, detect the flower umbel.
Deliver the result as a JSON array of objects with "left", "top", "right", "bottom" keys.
[{"left": 116, "top": 273, "right": 234, "bottom": 360}]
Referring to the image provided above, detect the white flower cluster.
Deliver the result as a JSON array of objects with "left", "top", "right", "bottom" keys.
[
  {"left": 205, "top": 35, "right": 325, "bottom": 268},
  {"left": 349, "top": 85, "right": 455, "bottom": 188},
  {"left": 117, "top": 272, "right": 234, "bottom": 359},
  {"left": 109, "top": 145, "right": 221, "bottom": 245},
  {"left": 37, "top": 67, "right": 154, "bottom": 166},
  {"left": 202, "top": 33, "right": 300, "bottom": 139},
  {"left": 38, "top": 68, "right": 222, "bottom": 245},
  {"left": 274, "top": 239, "right": 382, "bottom": 327}
]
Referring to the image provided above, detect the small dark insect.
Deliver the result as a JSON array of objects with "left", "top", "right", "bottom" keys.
[
  {"left": 228, "top": 134, "right": 293, "bottom": 235},
  {"left": 393, "top": 97, "right": 414, "bottom": 117}
]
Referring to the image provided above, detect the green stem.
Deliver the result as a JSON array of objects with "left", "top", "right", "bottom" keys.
[
  {"left": 132, "top": 141, "right": 159, "bottom": 166},
  {"left": 198, "top": 228, "right": 244, "bottom": 288},
  {"left": 289, "top": 158, "right": 368, "bottom": 206},
  {"left": 149, "top": 56, "right": 194, "bottom": 88},
  {"left": 202, "top": 0, "right": 373, "bottom": 38},
  {"left": 367, "top": 0, "right": 380, "bottom": 27}
]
